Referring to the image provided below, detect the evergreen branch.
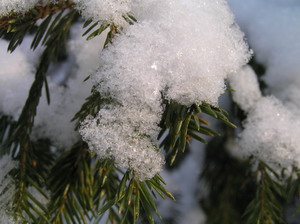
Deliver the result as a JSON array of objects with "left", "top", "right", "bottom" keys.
[
  {"left": 81, "top": 13, "right": 136, "bottom": 42},
  {"left": 0, "top": 9, "right": 78, "bottom": 222},
  {"left": 243, "top": 161, "right": 285, "bottom": 224},
  {"left": 48, "top": 142, "right": 122, "bottom": 223},
  {"left": 72, "top": 18, "right": 122, "bottom": 129},
  {"left": 158, "top": 100, "right": 234, "bottom": 166},
  {"left": 0, "top": 115, "right": 17, "bottom": 156},
  {"left": 0, "top": 0, "right": 75, "bottom": 52},
  {"left": 12, "top": 139, "right": 55, "bottom": 223},
  {"left": 48, "top": 142, "right": 89, "bottom": 223},
  {"left": 8, "top": 8, "right": 77, "bottom": 153},
  {"left": 72, "top": 90, "right": 117, "bottom": 130},
  {"left": 285, "top": 167, "right": 300, "bottom": 217},
  {"left": 201, "top": 135, "right": 256, "bottom": 224},
  {"left": 97, "top": 173, "right": 174, "bottom": 224}
]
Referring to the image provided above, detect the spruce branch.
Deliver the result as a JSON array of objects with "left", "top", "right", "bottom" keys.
[
  {"left": 97, "top": 173, "right": 174, "bottom": 224},
  {"left": 48, "top": 141, "right": 123, "bottom": 224},
  {"left": 201, "top": 134, "right": 255, "bottom": 224},
  {"left": 243, "top": 161, "right": 285, "bottom": 224},
  {"left": 0, "top": 8, "right": 78, "bottom": 222},
  {"left": 0, "top": 0, "right": 75, "bottom": 52},
  {"left": 159, "top": 100, "right": 235, "bottom": 166}
]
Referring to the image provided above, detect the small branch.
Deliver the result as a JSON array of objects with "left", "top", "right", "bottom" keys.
[{"left": 0, "top": 0, "right": 74, "bottom": 29}]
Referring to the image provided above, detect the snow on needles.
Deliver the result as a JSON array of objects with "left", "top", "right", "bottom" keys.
[{"left": 79, "top": 0, "right": 251, "bottom": 180}]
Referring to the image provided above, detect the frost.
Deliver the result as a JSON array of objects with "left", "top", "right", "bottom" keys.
[
  {"left": 79, "top": 0, "right": 251, "bottom": 180},
  {"left": 239, "top": 97, "right": 300, "bottom": 168},
  {"left": 228, "top": 66, "right": 262, "bottom": 112}
]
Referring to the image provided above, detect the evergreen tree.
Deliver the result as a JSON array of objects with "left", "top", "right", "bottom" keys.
[{"left": 0, "top": 1, "right": 299, "bottom": 224}]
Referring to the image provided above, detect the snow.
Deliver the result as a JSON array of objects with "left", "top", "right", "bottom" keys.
[
  {"left": 238, "top": 97, "right": 300, "bottom": 168},
  {"left": 32, "top": 24, "right": 105, "bottom": 148},
  {"left": 74, "top": 0, "right": 133, "bottom": 26},
  {"left": 228, "top": 0, "right": 300, "bottom": 169},
  {"left": 228, "top": 66, "right": 262, "bottom": 112},
  {"left": 228, "top": 0, "right": 300, "bottom": 98},
  {"left": 0, "top": 39, "right": 34, "bottom": 120},
  {"left": 79, "top": 0, "right": 250, "bottom": 180},
  {"left": 0, "top": 24, "right": 106, "bottom": 148}
]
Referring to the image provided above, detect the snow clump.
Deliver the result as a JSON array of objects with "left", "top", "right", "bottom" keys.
[
  {"left": 74, "top": 0, "right": 133, "bottom": 26},
  {"left": 228, "top": 66, "right": 262, "bottom": 112},
  {"left": 79, "top": 0, "right": 251, "bottom": 180},
  {"left": 228, "top": 0, "right": 300, "bottom": 168},
  {"left": 238, "top": 97, "right": 300, "bottom": 168}
]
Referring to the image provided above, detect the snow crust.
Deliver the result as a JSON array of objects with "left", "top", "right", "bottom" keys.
[{"left": 79, "top": 0, "right": 251, "bottom": 180}]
